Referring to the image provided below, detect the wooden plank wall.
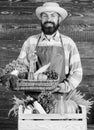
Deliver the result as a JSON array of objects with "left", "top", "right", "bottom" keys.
[{"left": 0, "top": 0, "right": 94, "bottom": 129}]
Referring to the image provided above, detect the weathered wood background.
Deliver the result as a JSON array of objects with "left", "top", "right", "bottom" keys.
[{"left": 0, "top": 0, "right": 94, "bottom": 129}]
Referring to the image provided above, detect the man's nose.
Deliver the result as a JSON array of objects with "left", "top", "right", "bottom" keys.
[{"left": 47, "top": 16, "right": 52, "bottom": 21}]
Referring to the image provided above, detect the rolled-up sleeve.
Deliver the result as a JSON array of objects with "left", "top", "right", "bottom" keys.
[
  {"left": 17, "top": 36, "right": 37, "bottom": 67},
  {"left": 59, "top": 37, "right": 83, "bottom": 93},
  {"left": 17, "top": 39, "right": 30, "bottom": 66}
]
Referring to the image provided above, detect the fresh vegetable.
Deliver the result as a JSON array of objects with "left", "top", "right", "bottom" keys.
[
  {"left": 43, "top": 70, "right": 58, "bottom": 80},
  {"left": 18, "top": 72, "right": 28, "bottom": 79},
  {"left": 63, "top": 89, "right": 93, "bottom": 114},
  {"left": 8, "top": 89, "right": 93, "bottom": 116},
  {"left": 33, "top": 101, "right": 46, "bottom": 114},
  {"left": 11, "top": 69, "right": 19, "bottom": 76},
  {"left": 34, "top": 63, "right": 50, "bottom": 79},
  {"left": 37, "top": 73, "right": 47, "bottom": 80},
  {"left": 62, "top": 99, "right": 78, "bottom": 114},
  {"left": 38, "top": 91, "right": 56, "bottom": 113},
  {"left": 4, "top": 60, "right": 28, "bottom": 74},
  {"left": 8, "top": 95, "right": 46, "bottom": 116},
  {"left": 8, "top": 95, "right": 25, "bottom": 117}
]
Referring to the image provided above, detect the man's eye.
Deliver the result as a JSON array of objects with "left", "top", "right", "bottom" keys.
[
  {"left": 42, "top": 14, "right": 47, "bottom": 18},
  {"left": 43, "top": 16, "right": 47, "bottom": 18},
  {"left": 51, "top": 14, "right": 57, "bottom": 17}
]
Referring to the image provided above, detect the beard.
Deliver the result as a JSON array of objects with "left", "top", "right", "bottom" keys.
[{"left": 41, "top": 21, "right": 59, "bottom": 35}]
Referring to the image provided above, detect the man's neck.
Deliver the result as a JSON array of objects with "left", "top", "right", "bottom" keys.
[{"left": 44, "top": 32, "right": 57, "bottom": 41}]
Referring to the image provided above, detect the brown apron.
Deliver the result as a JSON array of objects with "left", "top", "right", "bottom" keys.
[{"left": 35, "top": 35, "right": 66, "bottom": 113}]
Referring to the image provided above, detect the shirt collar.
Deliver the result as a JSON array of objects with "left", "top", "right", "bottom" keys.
[{"left": 40, "top": 31, "right": 60, "bottom": 42}]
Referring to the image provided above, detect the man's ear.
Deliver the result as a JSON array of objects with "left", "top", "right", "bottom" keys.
[
  {"left": 58, "top": 16, "right": 62, "bottom": 23},
  {"left": 40, "top": 13, "right": 43, "bottom": 20}
]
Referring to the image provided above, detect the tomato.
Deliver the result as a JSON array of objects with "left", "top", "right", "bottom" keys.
[{"left": 37, "top": 73, "right": 47, "bottom": 81}]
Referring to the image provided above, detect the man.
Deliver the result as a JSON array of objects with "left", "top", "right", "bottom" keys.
[
  {"left": 1, "top": 2, "right": 83, "bottom": 113},
  {"left": 17, "top": 2, "right": 82, "bottom": 93}
]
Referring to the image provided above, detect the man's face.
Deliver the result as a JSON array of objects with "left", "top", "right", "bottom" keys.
[{"left": 41, "top": 12, "right": 60, "bottom": 35}]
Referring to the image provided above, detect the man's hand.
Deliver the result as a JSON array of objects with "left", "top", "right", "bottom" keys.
[
  {"left": 51, "top": 86, "right": 60, "bottom": 93},
  {"left": 51, "top": 83, "right": 65, "bottom": 93}
]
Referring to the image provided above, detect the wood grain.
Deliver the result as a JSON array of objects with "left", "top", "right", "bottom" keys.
[{"left": 0, "top": 1, "right": 94, "bottom": 128}]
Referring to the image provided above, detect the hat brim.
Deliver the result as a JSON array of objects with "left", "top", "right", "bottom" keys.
[{"left": 36, "top": 6, "right": 68, "bottom": 21}]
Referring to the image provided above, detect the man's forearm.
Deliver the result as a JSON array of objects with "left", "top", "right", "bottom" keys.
[{"left": 58, "top": 70, "right": 83, "bottom": 93}]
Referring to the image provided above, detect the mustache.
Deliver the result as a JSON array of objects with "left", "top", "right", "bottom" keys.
[{"left": 43, "top": 21, "right": 55, "bottom": 25}]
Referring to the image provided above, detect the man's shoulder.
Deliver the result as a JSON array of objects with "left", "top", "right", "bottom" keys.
[
  {"left": 27, "top": 33, "right": 41, "bottom": 41},
  {"left": 60, "top": 33, "right": 76, "bottom": 47},
  {"left": 60, "top": 33, "right": 73, "bottom": 41},
  {"left": 23, "top": 33, "right": 41, "bottom": 46}
]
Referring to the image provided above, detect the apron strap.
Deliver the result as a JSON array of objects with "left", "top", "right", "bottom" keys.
[
  {"left": 36, "top": 34, "right": 41, "bottom": 46},
  {"left": 58, "top": 35, "right": 66, "bottom": 82},
  {"left": 35, "top": 34, "right": 43, "bottom": 70}
]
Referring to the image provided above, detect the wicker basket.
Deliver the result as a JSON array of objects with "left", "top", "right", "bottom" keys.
[{"left": 14, "top": 78, "right": 59, "bottom": 92}]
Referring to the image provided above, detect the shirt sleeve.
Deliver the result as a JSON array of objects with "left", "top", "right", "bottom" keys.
[
  {"left": 17, "top": 38, "right": 30, "bottom": 67},
  {"left": 59, "top": 38, "right": 83, "bottom": 93},
  {"left": 17, "top": 36, "right": 37, "bottom": 66}
]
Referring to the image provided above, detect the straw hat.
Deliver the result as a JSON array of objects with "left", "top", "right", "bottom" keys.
[{"left": 36, "top": 2, "right": 68, "bottom": 21}]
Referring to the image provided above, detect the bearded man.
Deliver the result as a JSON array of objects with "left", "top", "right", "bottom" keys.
[{"left": 2, "top": 2, "right": 83, "bottom": 113}]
